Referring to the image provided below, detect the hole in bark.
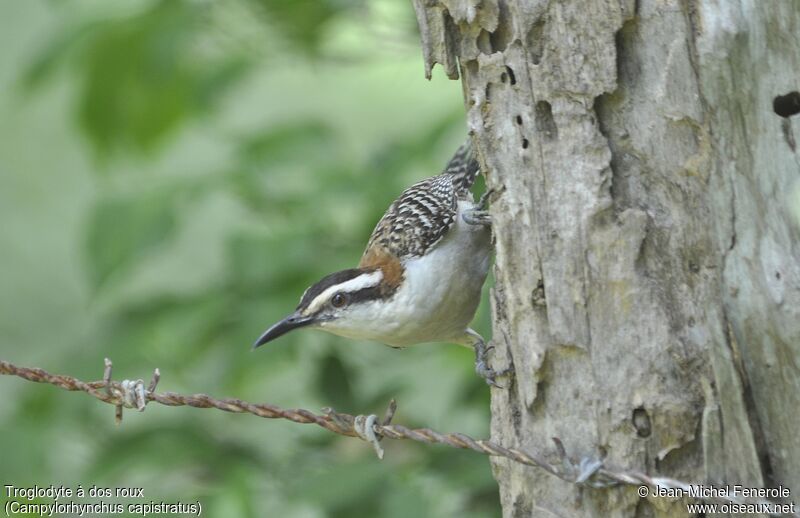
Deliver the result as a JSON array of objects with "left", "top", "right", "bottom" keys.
[
  {"left": 477, "top": 29, "right": 493, "bottom": 54},
  {"left": 526, "top": 17, "right": 546, "bottom": 65},
  {"left": 515, "top": 115, "right": 523, "bottom": 125},
  {"left": 521, "top": 138, "right": 529, "bottom": 149},
  {"left": 500, "top": 72, "right": 507, "bottom": 83},
  {"left": 632, "top": 407, "right": 652, "bottom": 438},
  {"left": 776, "top": 271, "right": 781, "bottom": 280},
  {"left": 534, "top": 100, "right": 557, "bottom": 140},
  {"left": 489, "top": 8, "right": 512, "bottom": 52},
  {"left": 773, "top": 91, "right": 800, "bottom": 117},
  {"left": 531, "top": 280, "right": 546, "bottom": 307},
  {"left": 505, "top": 66, "right": 517, "bottom": 85}
]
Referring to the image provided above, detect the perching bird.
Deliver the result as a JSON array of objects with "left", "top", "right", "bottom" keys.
[{"left": 253, "top": 140, "right": 506, "bottom": 385}]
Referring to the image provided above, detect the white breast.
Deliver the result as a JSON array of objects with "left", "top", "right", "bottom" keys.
[{"left": 323, "top": 200, "right": 491, "bottom": 347}]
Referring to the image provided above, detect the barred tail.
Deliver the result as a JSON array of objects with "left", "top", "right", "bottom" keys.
[{"left": 443, "top": 139, "right": 480, "bottom": 193}]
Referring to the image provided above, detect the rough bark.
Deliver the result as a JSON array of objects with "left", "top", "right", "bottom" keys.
[{"left": 413, "top": 0, "right": 800, "bottom": 516}]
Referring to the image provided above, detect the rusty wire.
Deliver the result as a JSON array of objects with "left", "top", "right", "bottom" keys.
[{"left": 1, "top": 358, "right": 796, "bottom": 517}]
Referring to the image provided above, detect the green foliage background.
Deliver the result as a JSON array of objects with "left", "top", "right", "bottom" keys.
[{"left": 0, "top": 1, "right": 498, "bottom": 516}]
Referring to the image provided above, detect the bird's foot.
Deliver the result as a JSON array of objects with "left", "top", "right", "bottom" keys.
[
  {"left": 463, "top": 188, "right": 501, "bottom": 227},
  {"left": 462, "top": 209, "right": 491, "bottom": 227},
  {"left": 473, "top": 338, "right": 512, "bottom": 388}
]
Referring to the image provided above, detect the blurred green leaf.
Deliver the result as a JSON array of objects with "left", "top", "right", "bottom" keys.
[
  {"left": 21, "top": 21, "right": 97, "bottom": 90},
  {"left": 367, "top": 109, "right": 465, "bottom": 176},
  {"left": 250, "top": 0, "right": 362, "bottom": 55},
  {"left": 77, "top": 1, "right": 234, "bottom": 155},
  {"left": 381, "top": 481, "right": 432, "bottom": 518},
  {"left": 87, "top": 423, "right": 266, "bottom": 483},
  {"left": 106, "top": 293, "right": 230, "bottom": 369},
  {"left": 315, "top": 352, "right": 356, "bottom": 410},
  {"left": 85, "top": 189, "right": 177, "bottom": 289},
  {"left": 25, "top": 0, "right": 249, "bottom": 158},
  {"left": 286, "top": 458, "right": 386, "bottom": 511},
  {"left": 2, "top": 1, "right": 500, "bottom": 515},
  {"left": 238, "top": 122, "right": 335, "bottom": 166},
  {"left": 227, "top": 123, "right": 341, "bottom": 215}
]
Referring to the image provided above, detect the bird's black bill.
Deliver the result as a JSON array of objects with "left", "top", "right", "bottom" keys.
[{"left": 252, "top": 313, "right": 313, "bottom": 349}]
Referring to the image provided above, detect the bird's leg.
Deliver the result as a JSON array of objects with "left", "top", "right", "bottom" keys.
[
  {"left": 462, "top": 189, "right": 496, "bottom": 227},
  {"left": 476, "top": 188, "right": 495, "bottom": 211},
  {"left": 465, "top": 329, "right": 511, "bottom": 387},
  {"left": 474, "top": 339, "right": 500, "bottom": 387}
]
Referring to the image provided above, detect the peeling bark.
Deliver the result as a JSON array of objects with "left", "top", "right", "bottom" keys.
[{"left": 413, "top": 0, "right": 800, "bottom": 516}]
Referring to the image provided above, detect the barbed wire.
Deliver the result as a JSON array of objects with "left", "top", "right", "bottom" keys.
[{"left": 1, "top": 358, "right": 796, "bottom": 517}]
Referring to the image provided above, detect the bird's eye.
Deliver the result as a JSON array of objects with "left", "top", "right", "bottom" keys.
[{"left": 331, "top": 293, "right": 347, "bottom": 308}]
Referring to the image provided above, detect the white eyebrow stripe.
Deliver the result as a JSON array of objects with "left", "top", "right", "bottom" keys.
[{"left": 304, "top": 270, "right": 383, "bottom": 315}]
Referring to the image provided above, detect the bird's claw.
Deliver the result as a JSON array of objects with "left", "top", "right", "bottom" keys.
[
  {"left": 475, "top": 361, "right": 512, "bottom": 388},
  {"left": 477, "top": 187, "right": 502, "bottom": 211},
  {"left": 465, "top": 188, "right": 503, "bottom": 226},
  {"left": 462, "top": 209, "right": 491, "bottom": 227},
  {"left": 474, "top": 340, "right": 512, "bottom": 388}
]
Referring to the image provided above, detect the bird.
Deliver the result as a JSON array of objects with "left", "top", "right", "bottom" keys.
[{"left": 252, "top": 140, "right": 506, "bottom": 386}]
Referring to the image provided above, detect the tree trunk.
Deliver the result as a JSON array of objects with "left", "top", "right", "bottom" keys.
[{"left": 413, "top": 1, "right": 799, "bottom": 516}]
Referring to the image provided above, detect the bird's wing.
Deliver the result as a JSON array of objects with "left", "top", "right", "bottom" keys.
[
  {"left": 361, "top": 140, "right": 479, "bottom": 262},
  {"left": 362, "top": 174, "right": 458, "bottom": 261}
]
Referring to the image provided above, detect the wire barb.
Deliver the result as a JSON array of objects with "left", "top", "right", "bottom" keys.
[
  {"left": 354, "top": 414, "right": 383, "bottom": 459},
  {"left": 381, "top": 399, "right": 397, "bottom": 427},
  {"left": 0, "top": 358, "right": 796, "bottom": 518},
  {"left": 101, "top": 358, "right": 158, "bottom": 424},
  {"left": 350, "top": 399, "right": 399, "bottom": 460}
]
